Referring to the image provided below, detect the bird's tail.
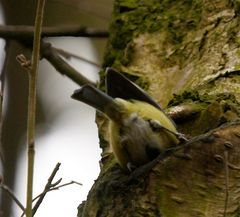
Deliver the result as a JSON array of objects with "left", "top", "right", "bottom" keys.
[{"left": 71, "top": 84, "right": 122, "bottom": 121}]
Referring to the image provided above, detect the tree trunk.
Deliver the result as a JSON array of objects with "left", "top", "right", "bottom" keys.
[{"left": 78, "top": 0, "right": 240, "bottom": 216}]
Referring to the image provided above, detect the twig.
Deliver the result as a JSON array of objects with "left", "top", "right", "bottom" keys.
[
  {"left": 0, "top": 184, "right": 25, "bottom": 212},
  {"left": 0, "top": 24, "right": 100, "bottom": 86},
  {"left": 17, "top": 41, "right": 96, "bottom": 86},
  {"left": 25, "top": 0, "right": 45, "bottom": 216},
  {"left": 56, "top": 180, "right": 82, "bottom": 188},
  {"left": 0, "top": 50, "right": 4, "bottom": 184},
  {"left": 53, "top": 47, "right": 100, "bottom": 67},
  {"left": 0, "top": 25, "right": 108, "bottom": 40},
  {"left": 32, "top": 162, "right": 61, "bottom": 215},
  {"left": 16, "top": 54, "right": 32, "bottom": 71},
  {"left": 41, "top": 42, "right": 95, "bottom": 86},
  {"left": 33, "top": 180, "right": 82, "bottom": 202},
  {"left": 32, "top": 162, "right": 82, "bottom": 216}
]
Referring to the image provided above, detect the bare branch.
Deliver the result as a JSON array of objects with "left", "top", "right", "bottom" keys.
[
  {"left": 32, "top": 162, "right": 61, "bottom": 216},
  {"left": 40, "top": 42, "right": 95, "bottom": 86},
  {"left": 25, "top": 1, "right": 46, "bottom": 216},
  {"left": 16, "top": 54, "right": 32, "bottom": 71},
  {"left": 0, "top": 25, "right": 99, "bottom": 86},
  {"left": 31, "top": 162, "right": 82, "bottom": 216},
  {"left": 0, "top": 184, "right": 25, "bottom": 212},
  {"left": 33, "top": 180, "right": 82, "bottom": 202},
  {"left": 0, "top": 25, "right": 108, "bottom": 41},
  {"left": 55, "top": 180, "right": 82, "bottom": 189},
  {"left": 16, "top": 41, "right": 97, "bottom": 86},
  {"left": 53, "top": 47, "right": 100, "bottom": 67}
]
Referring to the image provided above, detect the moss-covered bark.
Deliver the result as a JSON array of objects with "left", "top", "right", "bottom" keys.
[{"left": 78, "top": 0, "right": 240, "bottom": 216}]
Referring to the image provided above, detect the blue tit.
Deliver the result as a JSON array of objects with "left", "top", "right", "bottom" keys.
[{"left": 72, "top": 68, "right": 181, "bottom": 171}]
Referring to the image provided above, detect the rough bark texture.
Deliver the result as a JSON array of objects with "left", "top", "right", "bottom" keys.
[{"left": 78, "top": 0, "right": 240, "bottom": 216}]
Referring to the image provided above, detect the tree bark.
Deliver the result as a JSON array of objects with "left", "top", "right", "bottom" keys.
[{"left": 78, "top": 1, "right": 240, "bottom": 216}]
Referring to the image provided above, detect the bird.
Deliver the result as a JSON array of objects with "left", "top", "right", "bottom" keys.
[{"left": 72, "top": 68, "right": 183, "bottom": 171}]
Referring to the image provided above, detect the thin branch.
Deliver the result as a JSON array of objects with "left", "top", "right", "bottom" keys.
[
  {"left": 25, "top": 0, "right": 45, "bottom": 216},
  {"left": 0, "top": 24, "right": 101, "bottom": 86},
  {"left": 0, "top": 56, "right": 4, "bottom": 184},
  {"left": 41, "top": 41, "right": 95, "bottom": 86},
  {"left": 32, "top": 162, "right": 61, "bottom": 216},
  {"left": 16, "top": 54, "right": 32, "bottom": 71},
  {"left": 0, "top": 25, "right": 108, "bottom": 40},
  {"left": 31, "top": 162, "right": 82, "bottom": 216},
  {"left": 56, "top": 180, "right": 82, "bottom": 188},
  {"left": 0, "top": 184, "right": 25, "bottom": 212},
  {"left": 17, "top": 42, "right": 96, "bottom": 86},
  {"left": 33, "top": 180, "right": 82, "bottom": 202},
  {"left": 53, "top": 47, "right": 100, "bottom": 67}
]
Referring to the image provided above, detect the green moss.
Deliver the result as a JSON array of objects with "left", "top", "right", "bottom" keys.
[
  {"left": 236, "top": 206, "right": 240, "bottom": 217},
  {"left": 235, "top": 63, "right": 240, "bottom": 70},
  {"left": 169, "top": 90, "right": 240, "bottom": 107},
  {"left": 168, "top": 90, "right": 240, "bottom": 135},
  {"left": 156, "top": 177, "right": 179, "bottom": 216},
  {"left": 235, "top": 49, "right": 240, "bottom": 69},
  {"left": 168, "top": 90, "right": 201, "bottom": 106},
  {"left": 98, "top": 132, "right": 108, "bottom": 151},
  {"left": 116, "top": 0, "right": 139, "bottom": 10},
  {"left": 230, "top": 0, "right": 240, "bottom": 15},
  {"left": 103, "top": 0, "right": 203, "bottom": 68}
]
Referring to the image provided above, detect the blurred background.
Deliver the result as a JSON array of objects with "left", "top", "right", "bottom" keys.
[{"left": 0, "top": 0, "right": 114, "bottom": 216}]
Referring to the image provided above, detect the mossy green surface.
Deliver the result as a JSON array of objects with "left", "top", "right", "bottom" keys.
[
  {"left": 104, "top": 0, "right": 202, "bottom": 68},
  {"left": 168, "top": 90, "right": 240, "bottom": 136}
]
